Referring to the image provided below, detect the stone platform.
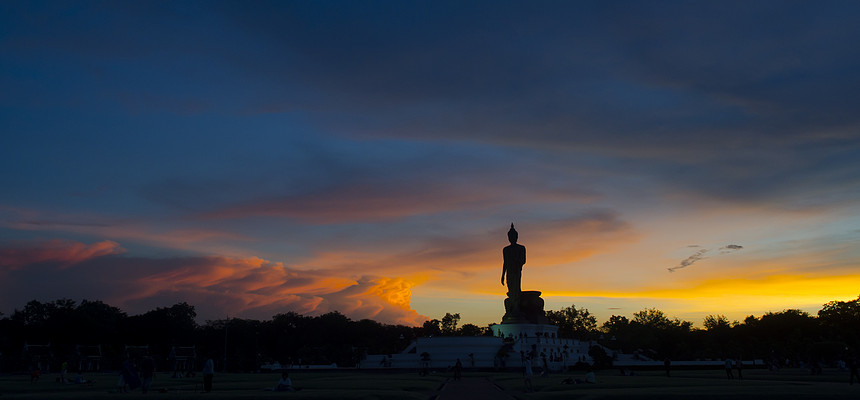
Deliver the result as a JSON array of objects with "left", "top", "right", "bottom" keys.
[{"left": 501, "top": 290, "right": 549, "bottom": 325}]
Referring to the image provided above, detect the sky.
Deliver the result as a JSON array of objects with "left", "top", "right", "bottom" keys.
[{"left": 2, "top": 1, "right": 859, "bottom": 328}]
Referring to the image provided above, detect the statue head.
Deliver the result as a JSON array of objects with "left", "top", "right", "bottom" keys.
[{"left": 507, "top": 223, "right": 518, "bottom": 244}]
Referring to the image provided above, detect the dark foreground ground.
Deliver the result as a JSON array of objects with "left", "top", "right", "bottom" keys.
[{"left": 1, "top": 367, "right": 857, "bottom": 399}]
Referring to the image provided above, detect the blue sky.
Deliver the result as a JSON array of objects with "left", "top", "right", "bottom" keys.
[{"left": 2, "top": 1, "right": 860, "bottom": 326}]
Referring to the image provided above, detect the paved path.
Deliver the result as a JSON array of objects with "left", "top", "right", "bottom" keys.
[{"left": 434, "top": 377, "right": 518, "bottom": 400}]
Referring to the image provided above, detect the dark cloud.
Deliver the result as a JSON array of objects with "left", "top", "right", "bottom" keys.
[
  {"left": 163, "top": 139, "right": 599, "bottom": 224},
  {"left": 195, "top": 178, "right": 573, "bottom": 224},
  {"left": 6, "top": 1, "right": 860, "bottom": 145},
  {"left": 669, "top": 244, "right": 744, "bottom": 272},
  {"left": 212, "top": 1, "right": 860, "bottom": 209},
  {"left": 668, "top": 249, "right": 709, "bottom": 273},
  {"left": 3, "top": 1, "right": 859, "bottom": 212},
  {"left": 217, "top": 2, "right": 860, "bottom": 145}
]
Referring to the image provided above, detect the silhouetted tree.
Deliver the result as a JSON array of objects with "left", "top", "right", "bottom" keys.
[
  {"left": 269, "top": 311, "right": 305, "bottom": 362},
  {"left": 441, "top": 313, "right": 460, "bottom": 335},
  {"left": 633, "top": 308, "right": 673, "bottom": 329},
  {"left": 703, "top": 314, "right": 731, "bottom": 331},
  {"left": 600, "top": 315, "right": 633, "bottom": 353},
  {"left": 7, "top": 295, "right": 860, "bottom": 373},
  {"left": 700, "top": 314, "right": 736, "bottom": 359},
  {"left": 739, "top": 309, "right": 819, "bottom": 363},
  {"left": 122, "top": 302, "right": 198, "bottom": 357},
  {"left": 457, "top": 323, "right": 486, "bottom": 336},
  {"left": 614, "top": 308, "right": 694, "bottom": 359},
  {"left": 819, "top": 295, "right": 860, "bottom": 347},
  {"left": 422, "top": 319, "right": 442, "bottom": 337},
  {"left": 601, "top": 315, "right": 629, "bottom": 336},
  {"left": 12, "top": 299, "right": 78, "bottom": 349},
  {"left": 546, "top": 304, "right": 597, "bottom": 339},
  {"left": 13, "top": 299, "right": 62, "bottom": 327},
  {"left": 221, "top": 318, "right": 264, "bottom": 371}
]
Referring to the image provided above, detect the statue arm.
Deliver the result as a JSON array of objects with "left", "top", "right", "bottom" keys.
[
  {"left": 501, "top": 249, "right": 507, "bottom": 285},
  {"left": 501, "top": 264, "right": 506, "bottom": 285}
]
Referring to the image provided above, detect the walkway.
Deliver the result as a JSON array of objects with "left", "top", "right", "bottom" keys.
[{"left": 434, "top": 377, "right": 518, "bottom": 400}]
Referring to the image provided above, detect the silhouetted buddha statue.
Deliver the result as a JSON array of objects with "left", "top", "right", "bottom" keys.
[{"left": 501, "top": 223, "right": 526, "bottom": 294}]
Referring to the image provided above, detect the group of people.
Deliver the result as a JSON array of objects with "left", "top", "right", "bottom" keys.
[
  {"left": 59, "top": 361, "right": 95, "bottom": 385},
  {"left": 723, "top": 358, "right": 743, "bottom": 379},
  {"left": 116, "top": 356, "right": 158, "bottom": 393},
  {"left": 29, "top": 362, "right": 94, "bottom": 386},
  {"left": 452, "top": 359, "right": 463, "bottom": 380},
  {"left": 114, "top": 356, "right": 215, "bottom": 394}
]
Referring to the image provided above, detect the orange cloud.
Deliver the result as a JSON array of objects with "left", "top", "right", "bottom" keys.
[
  {"left": 312, "top": 276, "right": 427, "bottom": 325},
  {"left": 0, "top": 241, "right": 428, "bottom": 325},
  {"left": 0, "top": 239, "right": 124, "bottom": 269},
  {"left": 129, "top": 256, "right": 428, "bottom": 325}
]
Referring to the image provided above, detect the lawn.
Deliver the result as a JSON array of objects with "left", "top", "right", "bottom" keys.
[
  {"left": 1, "top": 368, "right": 857, "bottom": 399},
  {"left": 0, "top": 370, "right": 446, "bottom": 399},
  {"left": 491, "top": 367, "right": 859, "bottom": 399}
]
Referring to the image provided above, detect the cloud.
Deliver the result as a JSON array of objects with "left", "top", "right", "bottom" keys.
[
  {"left": 311, "top": 276, "right": 425, "bottom": 325},
  {"left": 198, "top": 182, "right": 497, "bottom": 223},
  {"left": 216, "top": 1, "right": 860, "bottom": 211},
  {"left": 0, "top": 240, "right": 427, "bottom": 325},
  {"left": 187, "top": 142, "right": 599, "bottom": 225},
  {"left": 0, "top": 211, "right": 631, "bottom": 322},
  {"left": 219, "top": 2, "right": 860, "bottom": 146},
  {"left": 0, "top": 239, "right": 124, "bottom": 270},
  {"left": 0, "top": 206, "right": 253, "bottom": 257},
  {"left": 668, "top": 249, "right": 708, "bottom": 273},
  {"left": 720, "top": 244, "right": 744, "bottom": 253},
  {"left": 668, "top": 244, "right": 744, "bottom": 272},
  {"left": 129, "top": 261, "right": 428, "bottom": 325},
  {"left": 6, "top": 1, "right": 860, "bottom": 221},
  {"left": 302, "top": 210, "right": 638, "bottom": 296}
]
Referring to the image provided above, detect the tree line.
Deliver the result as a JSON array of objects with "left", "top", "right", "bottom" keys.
[
  {"left": 0, "top": 299, "right": 422, "bottom": 373},
  {"left": 0, "top": 295, "right": 857, "bottom": 372},
  {"left": 546, "top": 296, "right": 860, "bottom": 366}
]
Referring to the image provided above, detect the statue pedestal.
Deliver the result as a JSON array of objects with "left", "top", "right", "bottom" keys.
[
  {"left": 502, "top": 290, "right": 549, "bottom": 325},
  {"left": 492, "top": 290, "right": 561, "bottom": 358}
]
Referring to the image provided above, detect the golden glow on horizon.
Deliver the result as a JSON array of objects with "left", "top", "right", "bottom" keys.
[
  {"left": 542, "top": 274, "right": 860, "bottom": 298},
  {"left": 540, "top": 273, "right": 860, "bottom": 315},
  {"left": 415, "top": 267, "right": 860, "bottom": 324}
]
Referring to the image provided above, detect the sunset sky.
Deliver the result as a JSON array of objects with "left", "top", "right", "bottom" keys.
[{"left": 2, "top": 1, "right": 859, "bottom": 328}]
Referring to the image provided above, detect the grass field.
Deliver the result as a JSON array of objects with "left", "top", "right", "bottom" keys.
[
  {"left": 0, "top": 371, "right": 445, "bottom": 399},
  {"left": 502, "top": 368, "right": 859, "bottom": 399},
  {"left": 1, "top": 368, "right": 857, "bottom": 399}
]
